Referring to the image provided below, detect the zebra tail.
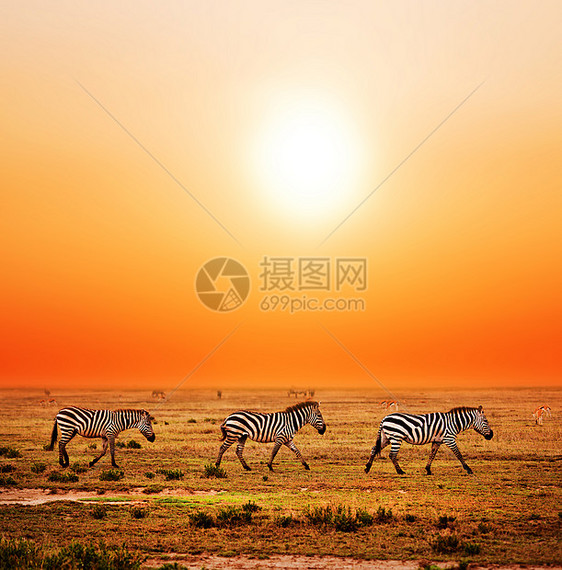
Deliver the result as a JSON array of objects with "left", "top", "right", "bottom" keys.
[
  {"left": 47, "top": 420, "right": 58, "bottom": 451},
  {"left": 219, "top": 424, "right": 227, "bottom": 441}
]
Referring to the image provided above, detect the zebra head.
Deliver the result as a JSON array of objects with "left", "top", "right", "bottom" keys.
[
  {"left": 308, "top": 402, "right": 326, "bottom": 435},
  {"left": 473, "top": 406, "right": 493, "bottom": 440},
  {"left": 139, "top": 410, "right": 156, "bottom": 442}
]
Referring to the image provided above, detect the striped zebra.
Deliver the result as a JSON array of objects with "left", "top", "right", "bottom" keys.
[
  {"left": 216, "top": 401, "right": 326, "bottom": 471},
  {"left": 47, "top": 407, "right": 156, "bottom": 468},
  {"left": 365, "top": 406, "right": 493, "bottom": 475}
]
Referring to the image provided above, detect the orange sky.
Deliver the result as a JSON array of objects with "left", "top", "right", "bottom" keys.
[{"left": 1, "top": 2, "right": 561, "bottom": 391}]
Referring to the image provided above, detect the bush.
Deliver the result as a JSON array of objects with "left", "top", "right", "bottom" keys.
[
  {"left": 0, "top": 446, "right": 21, "bottom": 458},
  {"left": 217, "top": 505, "right": 252, "bottom": 526},
  {"left": 333, "top": 506, "right": 358, "bottom": 532},
  {"left": 275, "top": 514, "right": 294, "bottom": 527},
  {"left": 0, "top": 464, "right": 15, "bottom": 473},
  {"left": 187, "top": 418, "right": 197, "bottom": 423},
  {"left": 188, "top": 510, "right": 216, "bottom": 528},
  {"left": 375, "top": 506, "right": 393, "bottom": 522},
  {"left": 99, "top": 469, "right": 124, "bottom": 481},
  {"left": 48, "top": 471, "right": 79, "bottom": 483},
  {"left": 91, "top": 504, "right": 107, "bottom": 519},
  {"left": 305, "top": 504, "right": 376, "bottom": 532},
  {"left": 203, "top": 463, "right": 227, "bottom": 479},
  {"left": 437, "top": 514, "right": 456, "bottom": 529},
  {"left": 0, "top": 475, "right": 18, "bottom": 486},
  {"left": 405, "top": 513, "right": 417, "bottom": 523},
  {"left": 31, "top": 462, "right": 47, "bottom": 474},
  {"left": 131, "top": 505, "right": 149, "bottom": 519},
  {"left": 432, "top": 534, "right": 460, "bottom": 553},
  {"left": 156, "top": 468, "right": 184, "bottom": 481},
  {"left": 242, "top": 500, "right": 261, "bottom": 514},
  {"left": 145, "top": 471, "right": 155, "bottom": 479},
  {"left": 463, "top": 542, "right": 481, "bottom": 555},
  {"left": 70, "top": 462, "right": 88, "bottom": 474}
]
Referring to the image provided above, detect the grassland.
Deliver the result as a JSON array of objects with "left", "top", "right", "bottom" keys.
[{"left": 0, "top": 387, "right": 560, "bottom": 568}]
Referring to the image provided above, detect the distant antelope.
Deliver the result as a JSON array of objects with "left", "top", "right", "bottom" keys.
[
  {"left": 47, "top": 398, "right": 57, "bottom": 406},
  {"left": 151, "top": 390, "right": 166, "bottom": 401},
  {"left": 39, "top": 399, "right": 47, "bottom": 407},
  {"left": 533, "top": 405, "right": 552, "bottom": 426},
  {"left": 380, "top": 400, "right": 399, "bottom": 410}
]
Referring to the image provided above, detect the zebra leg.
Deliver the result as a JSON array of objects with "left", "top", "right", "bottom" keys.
[
  {"left": 425, "top": 442, "right": 441, "bottom": 475},
  {"left": 58, "top": 428, "right": 77, "bottom": 468},
  {"left": 89, "top": 437, "right": 108, "bottom": 467},
  {"left": 389, "top": 439, "right": 405, "bottom": 475},
  {"left": 284, "top": 440, "right": 310, "bottom": 470},
  {"left": 236, "top": 435, "right": 251, "bottom": 471},
  {"left": 365, "top": 433, "right": 390, "bottom": 473},
  {"left": 109, "top": 435, "right": 119, "bottom": 468},
  {"left": 216, "top": 435, "right": 236, "bottom": 467},
  {"left": 267, "top": 441, "right": 283, "bottom": 471},
  {"left": 444, "top": 438, "right": 472, "bottom": 474}
]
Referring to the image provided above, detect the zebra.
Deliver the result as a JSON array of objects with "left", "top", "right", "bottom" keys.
[
  {"left": 216, "top": 401, "right": 326, "bottom": 471},
  {"left": 365, "top": 406, "right": 493, "bottom": 475},
  {"left": 47, "top": 407, "right": 156, "bottom": 468}
]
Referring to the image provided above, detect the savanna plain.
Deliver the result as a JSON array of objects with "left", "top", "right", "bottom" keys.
[{"left": 0, "top": 387, "right": 560, "bottom": 569}]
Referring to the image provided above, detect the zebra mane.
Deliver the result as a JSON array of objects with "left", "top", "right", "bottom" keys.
[
  {"left": 447, "top": 406, "right": 478, "bottom": 414},
  {"left": 284, "top": 400, "right": 318, "bottom": 413}
]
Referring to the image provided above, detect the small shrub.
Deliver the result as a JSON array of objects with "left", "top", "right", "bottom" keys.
[
  {"left": 0, "top": 464, "right": 15, "bottom": 473},
  {"left": 477, "top": 522, "right": 490, "bottom": 534},
  {"left": 355, "top": 508, "right": 374, "bottom": 527},
  {"left": 70, "top": 462, "right": 88, "bottom": 474},
  {"left": 0, "top": 475, "right": 18, "bottom": 486},
  {"left": 145, "top": 471, "right": 155, "bottom": 479},
  {"left": 333, "top": 505, "right": 358, "bottom": 532},
  {"left": 91, "top": 504, "right": 107, "bottom": 519},
  {"left": 275, "top": 514, "right": 294, "bottom": 527},
  {"left": 375, "top": 506, "right": 393, "bottom": 522},
  {"left": 48, "top": 471, "right": 79, "bottom": 483},
  {"left": 31, "top": 462, "right": 47, "bottom": 474},
  {"left": 463, "top": 542, "right": 481, "bottom": 555},
  {"left": 203, "top": 463, "right": 227, "bottom": 479},
  {"left": 262, "top": 475, "right": 268, "bottom": 482},
  {"left": 131, "top": 505, "right": 149, "bottom": 519},
  {"left": 437, "top": 514, "right": 456, "bottom": 529},
  {"left": 0, "top": 446, "right": 21, "bottom": 458},
  {"left": 187, "top": 418, "right": 197, "bottom": 423},
  {"left": 529, "top": 513, "right": 540, "bottom": 520},
  {"left": 405, "top": 513, "right": 417, "bottom": 523},
  {"left": 242, "top": 500, "right": 261, "bottom": 514},
  {"left": 88, "top": 442, "right": 97, "bottom": 450},
  {"left": 126, "top": 440, "right": 142, "bottom": 449},
  {"left": 157, "top": 563, "right": 187, "bottom": 570},
  {"left": 116, "top": 441, "right": 127, "bottom": 449},
  {"left": 163, "top": 469, "right": 183, "bottom": 481},
  {"left": 99, "top": 469, "right": 124, "bottom": 481},
  {"left": 432, "top": 534, "right": 460, "bottom": 553},
  {"left": 217, "top": 505, "right": 251, "bottom": 526},
  {"left": 188, "top": 510, "right": 215, "bottom": 528}
]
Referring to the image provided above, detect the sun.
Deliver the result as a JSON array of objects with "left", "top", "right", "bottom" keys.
[{"left": 253, "top": 95, "right": 363, "bottom": 220}]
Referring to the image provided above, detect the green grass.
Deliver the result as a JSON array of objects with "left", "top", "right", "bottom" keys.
[{"left": 0, "top": 387, "right": 560, "bottom": 565}]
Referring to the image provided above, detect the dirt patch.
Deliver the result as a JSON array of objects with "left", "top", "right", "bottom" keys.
[
  {"left": 143, "top": 555, "right": 561, "bottom": 569},
  {"left": 0, "top": 487, "right": 222, "bottom": 505}
]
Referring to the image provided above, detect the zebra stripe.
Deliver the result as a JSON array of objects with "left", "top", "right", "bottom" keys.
[
  {"left": 215, "top": 401, "right": 327, "bottom": 471},
  {"left": 365, "top": 406, "right": 493, "bottom": 475},
  {"left": 47, "top": 407, "right": 155, "bottom": 468}
]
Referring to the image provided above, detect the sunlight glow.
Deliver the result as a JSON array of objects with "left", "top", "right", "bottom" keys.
[{"left": 253, "top": 96, "right": 363, "bottom": 220}]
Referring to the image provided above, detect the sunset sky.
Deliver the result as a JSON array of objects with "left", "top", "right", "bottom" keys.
[{"left": 1, "top": 2, "right": 561, "bottom": 391}]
